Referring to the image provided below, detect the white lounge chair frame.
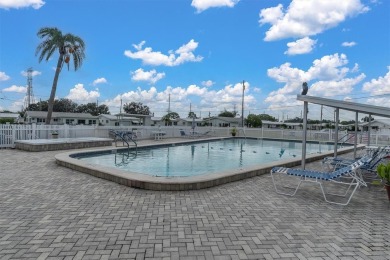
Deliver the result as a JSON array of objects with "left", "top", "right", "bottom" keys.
[{"left": 271, "top": 156, "right": 371, "bottom": 206}]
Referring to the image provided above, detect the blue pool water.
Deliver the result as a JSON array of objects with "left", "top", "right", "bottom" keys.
[{"left": 76, "top": 138, "right": 335, "bottom": 177}]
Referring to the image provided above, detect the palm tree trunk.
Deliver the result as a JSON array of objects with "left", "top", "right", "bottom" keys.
[{"left": 46, "top": 56, "right": 63, "bottom": 124}]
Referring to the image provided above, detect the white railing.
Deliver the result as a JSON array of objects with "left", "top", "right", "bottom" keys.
[{"left": 1, "top": 124, "right": 389, "bottom": 148}]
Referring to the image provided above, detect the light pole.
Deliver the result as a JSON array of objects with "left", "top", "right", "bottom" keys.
[{"left": 241, "top": 80, "right": 245, "bottom": 127}]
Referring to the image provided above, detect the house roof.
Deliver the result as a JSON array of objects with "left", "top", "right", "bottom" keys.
[
  {"left": 115, "top": 113, "right": 152, "bottom": 118},
  {"left": 99, "top": 114, "right": 137, "bottom": 121},
  {"left": 26, "top": 111, "right": 98, "bottom": 119},
  {"left": 0, "top": 113, "right": 19, "bottom": 119}
]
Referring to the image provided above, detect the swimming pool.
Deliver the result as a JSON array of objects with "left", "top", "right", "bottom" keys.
[
  {"left": 75, "top": 138, "right": 334, "bottom": 177},
  {"left": 56, "top": 138, "right": 355, "bottom": 191}
]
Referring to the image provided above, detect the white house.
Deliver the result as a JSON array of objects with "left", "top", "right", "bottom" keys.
[
  {"left": 361, "top": 119, "right": 390, "bottom": 133},
  {"left": 115, "top": 113, "right": 152, "bottom": 126},
  {"left": 99, "top": 114, "right": 135, "bottom": 126},
  {"left": 176, "top": 118, "right": 204, "bottom": 128},
  {"left": 203, "top": 117, "right": 241, "bottom": 127},
  {"left": 25, "top": 111, "right": 98, "bottom": 125}
]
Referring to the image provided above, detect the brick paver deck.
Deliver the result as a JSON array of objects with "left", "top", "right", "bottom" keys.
[{"left": 1, "top": 139, "right": 389, "bottom": 260}]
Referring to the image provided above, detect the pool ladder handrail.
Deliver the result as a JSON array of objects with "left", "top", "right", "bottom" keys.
[
  {"left": 238, "top": 128, "right": 247, "bottom": 139},
  {"left": 109, "top": 130, "right": 137, "bottom": 150}
]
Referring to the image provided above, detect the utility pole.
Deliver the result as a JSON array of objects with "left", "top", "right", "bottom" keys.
[
  {"left": 241, "top": 80, "right": 245, "bottom": 127},
  {"left": 320, "top": 105, "right": 323, "bottom": 129},
  {"left": 168, "top": 94, "right": 171, "bottom": 113}
]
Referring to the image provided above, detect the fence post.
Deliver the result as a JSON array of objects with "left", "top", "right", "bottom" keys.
[
  {"left": 11, "top": 124, "right": 16, "bottom": 148},
  {"left": 32, "top": 123, "right": 36, "bottom": 139},
  {"left": 64, "top": 124, "right": 69, "bottom": 138}
]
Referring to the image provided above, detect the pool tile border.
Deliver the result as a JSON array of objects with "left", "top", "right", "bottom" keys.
[{"left": 55, "top": 139, "right": 362, "bottom": 191}]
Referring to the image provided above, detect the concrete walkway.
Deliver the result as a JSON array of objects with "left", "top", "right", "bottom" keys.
[{"left": 1, "top": 140, "right": 389, "bottom": 260}]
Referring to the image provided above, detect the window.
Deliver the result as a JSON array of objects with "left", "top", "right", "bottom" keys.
[
  {"left": 89, "top": 120, "right": 96, "bottom": 125},
  {"left": 37, "top": 118, "right": 45, "bottom": 123},
  {"left": 78, "top": 119, "right": 86, "bottom": 125},
  {"left": 66, "top": 119, "right": 74, "bottom": 124}
]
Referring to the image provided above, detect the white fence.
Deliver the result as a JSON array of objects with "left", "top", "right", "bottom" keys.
[{"left": 1, "top": 124, "right": 389, "bottom": 148}]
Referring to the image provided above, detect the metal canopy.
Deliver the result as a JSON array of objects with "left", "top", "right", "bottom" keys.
[
  {"left": 297, "top": 95, "right": 390, "bottom": 117},
  {"left": 297, "top": 95, "right": 390, "bottom": 169}
]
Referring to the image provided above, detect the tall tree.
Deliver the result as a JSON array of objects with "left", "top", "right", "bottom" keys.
[
  {"left": 123, "top": 102, "right": 150, "bottom": 115},
  {"left": 258, "top": 114, "right": 278, "bottom": 122},
  {"left": 246, "top": 114, "right": 262, "bottom": 128},
  {"left": 188, "top": 111, "right": 197, "bottom": 118},
  {"left": 218, "top": 109, "right": 236, "bottom": 117},
  {"left": 35, "top": 27, "right": 85, "bottom": 124},
  {"left": 53, "top": 98, "right": 78, "bottom": 112},
  {"left": 77, "top": 103, "right": 110, "bottom": 116},
  {"left": 162, "top": 112, "right": 180, "bottom": 126}
]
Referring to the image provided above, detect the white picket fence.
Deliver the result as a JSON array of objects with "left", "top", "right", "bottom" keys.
[{"left": 1, "top": 124, "right": 389, "bottom": 149}]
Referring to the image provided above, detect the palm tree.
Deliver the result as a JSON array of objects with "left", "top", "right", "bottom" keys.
[{"left": 35, "top": 27, "right": 85, "bottom": 124}]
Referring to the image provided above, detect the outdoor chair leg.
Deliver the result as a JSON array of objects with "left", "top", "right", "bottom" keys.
[{"left": 271, "top": 172, "right": 303, "bottom": 197}]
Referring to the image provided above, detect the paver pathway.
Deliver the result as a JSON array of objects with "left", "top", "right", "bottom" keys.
[{"left": 1, "top": 144, "right": 389, "bottom": 260}]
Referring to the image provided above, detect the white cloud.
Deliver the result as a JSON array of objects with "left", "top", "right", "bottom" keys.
[
  {"left": 124, "top": 39, "right": 203, "bottom": 66},
  {"left": 307, "top": 53, "right": 350, "bottom": 81},
  {"left": 342, "top": 41, "right": 357, "bottom": 47},
  {"left": 201, "top": 80, "right": 215, "bottom": 87},
  {"left": 0, "top": 71, "right": 10, "bottom": 81},
  {"left": 131, "top": 68, "right": 165, "bottom": 84},
  {"left": 3, "top": 85, "right": 27, "bottom": 93},
  {"left": 66, "top": 84, "right": 100, "bottom": 103},
  {"left": 285, "top": 37, "right": 317, "bottom": 55},
  {"left": 92, "top": 77, "right": 107, "bottom": 86},
  {"left": 259, "top": 0, "right": 369, "bottom": 41},
  {"left": 362, "top": 66, "right": 390, "bottom": 96},
  {"left": 191, "top": 0, "right": 239, "bottom": 13},
  {"left": 309, "top": 74, "right": 366, "bottom": 96},
  {"left": 265, "top": 53, "right": 365, "bottom": 112},
  {"left": 21, "top": 70, "right": 41, "bottom": 77},
  {"left": 0, "top": 0, "right": 45, "bottom": 9}
]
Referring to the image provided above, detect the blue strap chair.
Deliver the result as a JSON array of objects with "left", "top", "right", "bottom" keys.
[{"left": 271, "top": 156, "right": 372, "bottom": 205}]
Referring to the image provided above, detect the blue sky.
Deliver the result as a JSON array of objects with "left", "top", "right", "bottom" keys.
[{"left": 0, "top": 0, "right": 389, "bottom": 121}]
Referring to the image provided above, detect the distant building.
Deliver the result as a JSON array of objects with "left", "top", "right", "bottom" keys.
[
  {"left": 202, "top": 116, "right": 241, "bottom": 127},
  {"left": 24, "top": 111, "right": 98, "bottom": 125},
  {"left": 114, "top": 113, "right": 152, "bottom": 126}
]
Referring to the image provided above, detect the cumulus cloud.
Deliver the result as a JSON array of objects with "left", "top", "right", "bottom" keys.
[
  {"left": 264, "top": 53, "right": 365, "bottom": 112},
  {"left": 259, "top": 0, "right": 369, "bottom": 41},
  {"left": 342, "top": 41, "right": 357, "bottom": 47},
  {"left": 3, "top": 85, "right": 27, "bottom": 93},
  {"left": 201, "top": 80, "right": 215, "bottom": 87},
  {"left": 124, "top": 40, "right": 203, "bottom": 66},
  {"left": 362, "top": 66, "right": 390, "bottom": 96},
  {"left": 131, "top": 68, "right": 165, "bottom": 84},
  {"left": 0, "top": 0, "right": 45, "bottom": 9},
  {"left": 307, "top": 53, "right": 350, "bottom": 81},
  {"left": 21, "top": 70, "right": 41, "bottom": 77},
  {"left": 285, "top": 37, "right": 317, "bottom": 55},
  {"left": 0, "top": 71, "right": 10, "bottom": 81},
  {"left": 92, "top": 77, "right": 107, "bottom": 86},
  {"left": 191, "top": 0, "right": 239, "bottom": 13},
  {"left": 66, "top": 84, "right": 100, "bottom": 103}
]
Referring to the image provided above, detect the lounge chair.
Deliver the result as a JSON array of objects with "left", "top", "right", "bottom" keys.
[
  {"left": 180, "top": 129, "right": 212, "bottom": 138},
  {"left": 270, "top": 156, "right": 372, "bottom": 205},
  {"left": 322, "top": 146, "right": 390, "bottom": 180}
]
